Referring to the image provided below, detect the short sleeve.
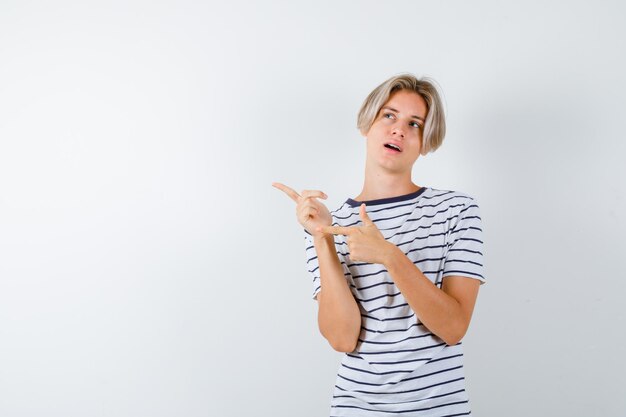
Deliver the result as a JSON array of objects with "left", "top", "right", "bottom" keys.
[
  {"left": 442, "top": 198, "right": 486, "bottom": 284},
  {"left": 303, "top": 229, "right": 322, "bottom": 299}
]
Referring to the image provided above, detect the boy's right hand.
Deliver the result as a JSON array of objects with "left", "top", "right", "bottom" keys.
[{"left": 272, "top": 182, "right": 332, "bottom": 239}]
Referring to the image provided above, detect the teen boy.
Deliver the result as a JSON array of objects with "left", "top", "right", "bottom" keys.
[{"left": 273, "top": 73, "right": 485, "bottom": 416}]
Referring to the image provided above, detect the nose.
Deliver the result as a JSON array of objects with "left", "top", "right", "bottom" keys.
[{"left": 391, "top": 123, "right": 405, "bottom": 138}]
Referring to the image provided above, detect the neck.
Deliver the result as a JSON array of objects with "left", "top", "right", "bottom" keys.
[{"left": 353, "top": 161, "right": 420, "bottom": 202}]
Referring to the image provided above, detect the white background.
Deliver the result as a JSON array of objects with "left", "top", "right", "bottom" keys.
[{"left": 1, "top": 1, "right": 625, "bottom": 416}]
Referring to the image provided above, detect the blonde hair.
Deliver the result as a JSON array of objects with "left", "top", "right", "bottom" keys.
[{"left": 357, "top": 74, "right": 446, "bottom": 155}]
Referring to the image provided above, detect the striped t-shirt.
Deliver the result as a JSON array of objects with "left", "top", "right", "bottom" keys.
[{"left": 303, "top": 187, "right": 485, "bottom": 417}]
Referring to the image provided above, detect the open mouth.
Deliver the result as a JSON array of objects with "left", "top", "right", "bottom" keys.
[{"left": 384, "top": 143, "right": 402, "bottom": 152}]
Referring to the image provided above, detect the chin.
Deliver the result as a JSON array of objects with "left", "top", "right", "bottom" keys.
[{"left": 379, "top": 162, "right": 411, "bottom": 174}]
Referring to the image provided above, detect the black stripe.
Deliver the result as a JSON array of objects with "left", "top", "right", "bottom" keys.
[
  {"left": 335, "top": 376, "right": 465, "bottom": 396},
  {"left": 422, "top": 190, "right": 456, "bottom": 200},
  {"left": 417, "top": 195, "right": 472, "bottom": 210},
  {"left": 352, "top": 266, "right": 443, "bottom": 280},
  {"left": 367, "top": 357, "right": 432, "bottom": 365},
  {"left": 352, "top": 262, "right": 443, "bottom": 286},
  {"left": 455, "top": 237, "right": 483, "bottom": 244},
  {"left": 336, "top": 364, "right": 464, "bottom": 387},
  {"left": 401, "top": 203, "right": 466, "bottom": 224},
  {"left": 395, "top": 229, "right": 447, "bottom": 248},
  {"left": 357, "top": 280, "right": 397, "bottom": 291},
  {"left": 394, "top": 215, "right": 456, "bottom": 236},
  {"left": 368, "top": 303, "right": 409, "bottom": 313},
  {"left": 334, "top": 207, "right": 418, "bottom": 228},
  {"left": 362, "top": 353, "right": 463, "bottom": 368},
  {"left": 333, "top": 388, "right": 466, "bottom": 405},
  {"left": 426, "top": 353, "right": 464, "bottom": 365},
  {"left": 352, "top": 269, "right": 390, "bottom": 280},
  {"left": 448, "top": 228, "right": 482, "bottom": 243},
  {"left": 404, "top": 244, "right": 447, "bottom": 255},
  {"left": 331, "top": 399, "right": 469, "bottom": 413},
  {"left": 450, "top": 225, "right": 482, "bottom": 236},
  {"left": 358, "top": 332, "right": 434, "bottom": 346},
  {"left": 358, "top": 342, "right": 446, "bottom": 356},
  {"left": 350, "top": 249, "right": 445, "bottom": 272},
  {"left": 360, "top": 322, "right": 424, "bottom": 334},
  {"left": 420, "top": 269, "right": 444, "bottom": 275},
  {"left": 409, "top": 256, "right": 446, "bottom": 264},
  {"left": 458, "top": 205, "right": 479, "bottom": 216},
  {"left": 361, "top": 313, "right": 416, "bottom": 322},
  {"left": 356, "top": 291, "right": 402, "bottom": 303},
  {"left": 307, "top": 267, "right": 319, "bottom": 276},
  {"left": 341, "top": 363, "right": 414, "bottom": 376},
  {"left": 448, "top": 248, "right": 483, "bottom": 256}
]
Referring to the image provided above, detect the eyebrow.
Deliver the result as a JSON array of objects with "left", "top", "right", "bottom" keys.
[{"left": 382, "top": 106, "right": 425, "bottom": 122}]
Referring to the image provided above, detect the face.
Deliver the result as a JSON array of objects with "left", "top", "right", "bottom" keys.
[{"left": 363, "top": 89, "right": 428, "bottom": 174}]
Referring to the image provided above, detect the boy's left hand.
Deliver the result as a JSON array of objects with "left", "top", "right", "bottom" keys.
[{"left": 317, "top": 203, "right": 395, "bottom": 265}]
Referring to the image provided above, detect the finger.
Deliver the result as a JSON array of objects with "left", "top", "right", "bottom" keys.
[
  {"left": 316, "top": 225, "right": 355, "bottom": 236},
  {"left": 297, "top": 197, "right": 320, "bottom": 215},
  {"left": 360, "top": 203, "right": 374, "bottom": 225},
  {"left": 301, "top": 189, "right": 328, "bottom": 200},
  {"left": 272, "top": 182, "right": 301, "bottom": 203},
  {"left": 298, "top": 206, "right": 318, "bottom": 220}
]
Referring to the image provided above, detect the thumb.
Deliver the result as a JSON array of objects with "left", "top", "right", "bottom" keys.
[{"left": 360, "top": 203, "right": 374, "bottom": 225}]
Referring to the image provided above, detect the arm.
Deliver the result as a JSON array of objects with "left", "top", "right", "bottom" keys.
[
  {"left": 383, "top": 244, "right": 480, "bottom": 345},
  {"left": 313, "top": 234, "right": 361, "bottom": 353},
  {"left": 319, "top": 202, "right": 482, "bottom": 347},
  {"left": 271, "top": 182, "right": 361, "bottom": 353}
]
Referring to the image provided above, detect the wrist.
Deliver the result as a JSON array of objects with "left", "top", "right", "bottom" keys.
[
  {"left": 382, "top": 242, "right": 402, "bottom": 268},
  {"left": 313, "top": 233, "right": 334, "bottom": 246}
]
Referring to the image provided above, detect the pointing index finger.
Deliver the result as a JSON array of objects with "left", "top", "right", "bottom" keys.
[
  {"left": 272, "top": 182, "right": 301, "bottom": 203},
  {"left": 301, "top": 190, "right": 328, "bottom": 200}
]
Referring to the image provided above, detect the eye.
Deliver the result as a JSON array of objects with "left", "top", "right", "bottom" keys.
[
  {"left": 383, "top": 112, "right": 395, "bottom": 120},
  {"left": 410, "top": 121, "right": 422, "bottom": 129}
]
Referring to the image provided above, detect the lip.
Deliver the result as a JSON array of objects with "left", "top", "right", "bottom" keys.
[
  {"left": 383, "top": 141, "right": 403, "bottom": 153},
  {"left": 383, "top": 146, "right": 402, "bottom": 155}
]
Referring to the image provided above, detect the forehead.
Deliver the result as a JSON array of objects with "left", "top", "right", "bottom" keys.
[{"left": 382, "top": 90, "right": 428, "bottom": 118}]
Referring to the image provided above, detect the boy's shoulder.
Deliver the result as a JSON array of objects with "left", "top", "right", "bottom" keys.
[{"left": 422, "top": 187, "right": 477, "bottom": 202}]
